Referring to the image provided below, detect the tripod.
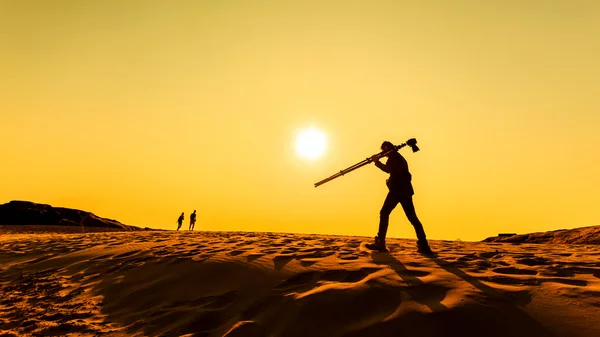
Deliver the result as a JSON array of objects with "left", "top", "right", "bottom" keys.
[{"left": 314, "top": 138, "right": 420, "bottom": 188}]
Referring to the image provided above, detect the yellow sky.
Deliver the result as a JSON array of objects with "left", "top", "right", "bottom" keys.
[{"left": 1, "top": 1, "right": 599, "bottom": 241}]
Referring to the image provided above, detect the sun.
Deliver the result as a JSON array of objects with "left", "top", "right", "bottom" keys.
[{"left": 295, "top": 128, "right": 327, "bottom": 160}]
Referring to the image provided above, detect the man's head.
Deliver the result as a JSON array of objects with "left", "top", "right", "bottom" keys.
[{"left": 381, "top": 141, "right": 395, "bottom": 154}]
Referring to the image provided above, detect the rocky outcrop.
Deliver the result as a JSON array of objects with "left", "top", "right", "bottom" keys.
[
  {"left": 0, "top": 200, "right": 141, "bottom": 231},
  {"left": 483, "top": 225, "right": 600, "bottom": 244}
]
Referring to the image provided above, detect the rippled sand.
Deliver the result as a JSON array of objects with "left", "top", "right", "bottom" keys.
[{"left": 0, "top": 230, "right": 598, "bottom": 337}]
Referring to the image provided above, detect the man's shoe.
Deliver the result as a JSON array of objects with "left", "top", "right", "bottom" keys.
[
  {"left": 417, "top": 244, "right": 434, "bottom": 256},
  {"left": 366, "top": 236, "right": 388, "bottom": 252}
]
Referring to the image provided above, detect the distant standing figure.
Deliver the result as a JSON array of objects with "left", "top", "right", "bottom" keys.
[
  {"left": 176, "top": 212, "right": 184, "bottom": 231},
  {"left": 189, "top": 210, "right": 197, "bottom": 231}
]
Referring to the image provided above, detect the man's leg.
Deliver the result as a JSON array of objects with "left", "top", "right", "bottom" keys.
[
  {"left": 399, "top": 196, "right": 430, "bottom": 248},
  {"left": 378, "top": 191, "right": 400, "bottom": 241},
  {"left": 366, "top": 192, "right": 398, "bottom": 251}
]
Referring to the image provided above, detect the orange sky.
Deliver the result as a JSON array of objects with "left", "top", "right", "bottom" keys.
[{"left": 1, "top": 1, "right": 599, "bottom": 241}]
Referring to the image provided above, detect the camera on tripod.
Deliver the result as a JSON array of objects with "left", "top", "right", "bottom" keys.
[{"left": 406, "top": 138, "right": 420, "bottom": 153}]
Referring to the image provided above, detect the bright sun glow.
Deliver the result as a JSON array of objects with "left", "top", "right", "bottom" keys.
[{"left": 295, "top": 128, "right": 327, "bottom": 160}]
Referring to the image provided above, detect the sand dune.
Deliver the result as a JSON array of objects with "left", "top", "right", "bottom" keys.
[
  {"left": 0, "top": 231, "right": 598, "bottom": 337},
  {"left": 484, "top": 225, "right": 600, "bottom": 245}
]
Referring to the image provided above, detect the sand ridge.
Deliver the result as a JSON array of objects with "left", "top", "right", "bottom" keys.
[{"left": 0, "top": 231, "right": 598, "bottom": 337}]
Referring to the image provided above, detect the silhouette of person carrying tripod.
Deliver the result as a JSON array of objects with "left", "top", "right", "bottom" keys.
[{"left": 366, "top": 141, "right": 433, "bottom": 255}]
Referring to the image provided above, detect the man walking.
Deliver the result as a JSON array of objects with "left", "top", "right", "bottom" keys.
[{"left": 366, "top": 141, "right": 433, "bottom": 255}]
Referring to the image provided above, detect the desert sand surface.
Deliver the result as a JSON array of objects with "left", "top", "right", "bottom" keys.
[{"left": 0, "top": 230, "right": 598, "bottom": 337}]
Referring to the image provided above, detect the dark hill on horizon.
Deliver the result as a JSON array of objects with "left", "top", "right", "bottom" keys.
[
  {"left": 483, "top": 225, "right": 600, "bottom": 245},
  {"left": 0, "top": 200, "right": 143, "bottom": 232}
]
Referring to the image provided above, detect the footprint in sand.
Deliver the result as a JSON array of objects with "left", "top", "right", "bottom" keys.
[
  {"left": 228, "top": 250, "right": 247, "bottom": 256},
  {"left": 280, "top": 238, "right": 296, "bottom": 245},
  {"left": 539, "top": 267, "right": 576, "bottom": 277},
  {"left": 246, "top": 253, "right": 265, "bottom": 262},
  {"left": 517, "top": 257, "right": 550, "bottom": 266},
  {"left": 338, "top": 254, "right": 359, "bottom": 260},
  {"left": 492, "top": 267, "right": 538, "bottom": 275},
  {"left": 273, "top": 254, "right": 296, "bottom": 269},
  {"left": 564, "top": 266, "right": 600, "bottom": 276},
  {"left": 544, "top": 278, "right": 588, "bottom": 287}
]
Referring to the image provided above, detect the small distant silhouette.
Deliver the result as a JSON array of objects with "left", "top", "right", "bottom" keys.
[
  {"left": 176, "top": 212, "right": 184, "bottom": 231},
  {"left": 366, "top": 141, "right": 433, "bottom": 255},
  {"left": 189, "top": 210, "right": 197, "bottom": 231}
]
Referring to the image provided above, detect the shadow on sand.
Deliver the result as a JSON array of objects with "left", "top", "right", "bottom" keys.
[{"left": 341, "top": 252, "right": 559, "bottom": 337}]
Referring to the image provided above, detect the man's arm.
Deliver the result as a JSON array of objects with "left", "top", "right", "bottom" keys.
[
  {"left": 371, "top": 155, "right": 391, "bottom": 173},
  {"left": 373, "top": 154, "right": 405, "bottom": 174},
  {"left": 374, "top": 160, "right": 391, "bottom": 173}
]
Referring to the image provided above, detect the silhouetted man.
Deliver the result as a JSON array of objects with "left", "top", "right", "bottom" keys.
[
  {"left": 189, "top": 210, "right": 197, "bottom": 231},
  {"left": 365, "top": 141, "right": 433, "bottom": 254},
  {"left": 176, "top": 212, "right": 184, "bottom": 231}
]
